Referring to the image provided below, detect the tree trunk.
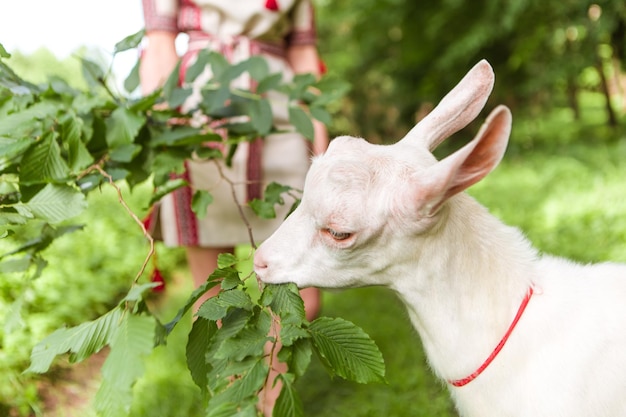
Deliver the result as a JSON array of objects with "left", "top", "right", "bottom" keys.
[{"left": 596, "top": 60, "right": 618, "bottom": 127}]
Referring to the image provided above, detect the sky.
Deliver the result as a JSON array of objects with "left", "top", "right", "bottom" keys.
[{"left": 0, "top": 0, "right": 146, "bottom": 78}]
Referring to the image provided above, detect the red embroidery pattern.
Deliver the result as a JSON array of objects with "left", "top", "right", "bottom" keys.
[{"left": 265, "top": 0, "right": 279, "bottom": 11}]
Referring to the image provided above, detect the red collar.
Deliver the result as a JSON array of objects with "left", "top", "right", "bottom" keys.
[{"left": 448, "top": 286, "right": 534, "bottom": 387}]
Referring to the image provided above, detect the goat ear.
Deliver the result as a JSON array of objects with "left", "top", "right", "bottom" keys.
[
  {"left": 415, "top": 105, "right": 512, "bottom": 216},
  {"left": 401, "top": 60, "right": 495, "bottom": 151}
]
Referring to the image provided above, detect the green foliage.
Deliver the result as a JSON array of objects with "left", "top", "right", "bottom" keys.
[
  {"left": 315, "top": 0, "right": 626, "bottom": 143},
  {"left": 0, "top": 33, "right": 382, "bottom": 417}
]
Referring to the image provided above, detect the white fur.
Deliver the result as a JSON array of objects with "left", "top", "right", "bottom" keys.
[{"left": 253, "top": 60, "right": 626, "bottom": 417}]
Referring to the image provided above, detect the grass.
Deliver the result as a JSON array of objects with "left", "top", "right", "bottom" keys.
[{"left": 3, "top": 117, "right": 626, "bottom": 416}]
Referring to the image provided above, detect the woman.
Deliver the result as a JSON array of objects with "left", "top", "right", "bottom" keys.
[{"left": 140, "top": 1, "right": 327, "bottom": 413}]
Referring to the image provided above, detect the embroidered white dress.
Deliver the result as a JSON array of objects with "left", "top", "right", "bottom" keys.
[{"left": 142, "top": 0, "right": 318, "bottom": 247}]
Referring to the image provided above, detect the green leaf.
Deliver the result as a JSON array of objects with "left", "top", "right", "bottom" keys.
[
  {"left": 24, "top": 184, "right": 87, "bottom": 223},
  {"left": 309, "top": 105, "right": 332, "bottom": 125},
  {"left": 0, "top": 43, "right": 10, "bottom": 58},
  {"left": 277, "top": 338, "right": 312, "bottom": 379},
  {"left": 273, "top": 374, "right": 304, "bottom": 417},
  {"left": 308, "top": 317, "right": 386, "bottom": 384},
  {"left": 162, "top": 60, "right": 182, "bottom": 99},
  {"left": 150, "top": 126, "right": 222, "bottom": 147},
  {"left": 280, "top": 324, "right": 310, "bottom": 347},
  {"left": 64, "top": 115, "right": 94, "bottom": 172},
  {"left": 197, "top": 297, "right": 229, "bottom": 321},
  {"left": 208, "top": 358, "right": 268, "bottom": 407},
  {"left": 95, "top": 314, "right": 155, "bottom": 417},
  {"left": 201, "top": 85, "right": 231, "bottom": 113},
  {"left": 249, "top": 198, "right": 276, "bottom": 219},
  {"left": 261, "top": 283, "right": 305, "bottom": 326},
  {"left": 0, "top": 136, "right": 34, "bottom": 170},
  {"left": 217, "top": 253, "right": 239, "bottom": 269},
  {"left": 105, "top": 107, "right": 146, "bottom": 148},
  {"left": 214, "top": 309, "right": 271, "bottom": 361},
  {"left": 109, "top": 143, "right": 142, "bottom": 163},
  {"left": 168, "top": 87, "right": 194, "bottom": 108},
  {"left": 248, "top": 99, "right": 273, "bottom": 136},
  {"left": 206, "top": 402, "right": 241, "bottom": 417},
  {"left": 151, "top": 149, "right": 188, "bottom": 186},
  {"left": 288, "top": 106, "right": 314, "bottom": 140},
  {"left": 184, "top": 49, "right": 212, "bottom": 84},
  {"left": 0, "top": 101, "right": 60, "bottom": 137},
  {"left": 26, "top": 308, "right": 123, "bottom": 373},
  {"left": 114, "top": 29, "right": 145, "bottom": 53},
  {"left": 20, "top": 131, "right": 70, "bottom": 183},
  {"left": 186, "top": 317, "right": 217, "bottom": 392},
  {"left": 256, "top": 73, "right": 283, "bottom": 94},
  {"left": 164, "top": 280, "right": 222, "bottom": 333},
  {"left": 123, "top": 59, "right": 141, "bottom": 93},
  {"left": 80, "top": 57, "right": 106, "bottom": 89},
  {"left": 149, "top": 178, "right": 188, "bottom": 205},
  {"left": 191, "top": 190, "right": 214, "bottom": 219}
]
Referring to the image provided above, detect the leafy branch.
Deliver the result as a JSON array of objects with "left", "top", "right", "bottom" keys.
[{"left": 0, "top": 31, "right": 383, "bottom": 417}]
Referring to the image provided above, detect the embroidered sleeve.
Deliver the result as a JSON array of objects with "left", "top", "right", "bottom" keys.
[
  {"left": 285, "top": 0, "right": 317, "bottom": 46},
  {"left": 142, "top": 0, "right": 180, "bottom": 33}
]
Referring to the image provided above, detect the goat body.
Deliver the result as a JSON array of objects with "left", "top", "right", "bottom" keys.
[{"left": 253, "top": 60, "right": 626, "bottom": 417}]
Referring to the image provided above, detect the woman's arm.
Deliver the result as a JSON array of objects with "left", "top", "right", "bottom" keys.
[{"left": 140, "top": 30, "right": 179, "bottom": 95}]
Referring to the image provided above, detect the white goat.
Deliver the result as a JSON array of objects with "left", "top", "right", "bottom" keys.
[{"left": 253, "top": 60, "right": 626, "bottom": 417}]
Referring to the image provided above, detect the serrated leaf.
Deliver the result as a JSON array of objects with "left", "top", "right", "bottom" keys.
[
  {"left": 308, "top": 317, "right": 386, "bottom": 384},
  {"left": 214, "top": 309, "right": 271, "bottom": 361},
  {"left": 197, "top": 297, "right": 229, "bottom": 321},
  {"left": 151, "top": 150, "right": 188, "bottom": 186},
  {"left": 288, "top": 106, "right": 314, "bottom": 140},
  {"left": 25, "top": 184, "right": 87, "bottom": 223},
  {"left": 274, "top": 374, "right": 304, "bottom": 417},
  {"left": 20, "top": 131, "right": 69, "bottom": 183},
  {"left": 0, "top": 101, "right": 60, "bottom": 137},
  {"left": 248, "top": 99, "right": 273, "bottom": 136},
  {"left": 261, "top": 283, "right": 305, "bottom": 326},
  {"left": 186, "top": 317, "right": 217, "bottom": 392},
  {"left": 249, "top": 198, "right": 276, "bottom": 219},
  {"left": 280, "top": 324, "right": 310, "bottom": 347},
  {"left": 217, "top": 253, "right": 239, "bottom": 269},
  {"left": 105, "top": 107, "right": 145, "bottom": 148},
  {"left": 26, "top": 308, "right": 123, "bottom": 373},
  {"left": 206, "top": 402, "right": 240, "bottom": 417},
  {"left": 277, "top": 338, "right": 312, "bottom": 379},
  {"left": 0, "top": 137, "right": 34, "bottom": 170},
  {"left": 149, "top": 178, "right": 188, "bottom": 205},
  {"left": 95, "top": 314, "right": 155, "bottom": 417},
  {"left": 109, "top": 143, "right": 142, "bottom": 163},
  {"left": 164, "top": 280, "right": 221, "bottom": 333},
  {"left": 64, "top": 115, "right": 94, "bottom": 172},
  {"left": 208, "top": 359, "right": 268, "bottom": 407},
  {"left": 191, "top": 190, "right": 214, "bottom": 219}
]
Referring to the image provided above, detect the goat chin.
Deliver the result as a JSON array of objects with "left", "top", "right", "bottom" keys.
[{"left": 253, "top": 59, "right": 626, "bottom": 417}]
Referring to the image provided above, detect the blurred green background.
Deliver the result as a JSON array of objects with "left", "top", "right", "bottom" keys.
[{"left": 2, "top": 1, "right": 626, "bottom": 416}]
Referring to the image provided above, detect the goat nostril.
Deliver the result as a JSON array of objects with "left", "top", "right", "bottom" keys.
[{"left": 253, "top": 253, "right": 268, "bottom": 273}]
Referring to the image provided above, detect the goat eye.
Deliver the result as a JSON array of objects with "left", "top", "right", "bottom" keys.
[{"left": 326, "top": 228, "right": 352, "bottom": 241}]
